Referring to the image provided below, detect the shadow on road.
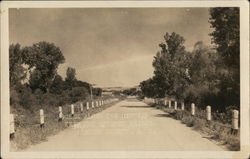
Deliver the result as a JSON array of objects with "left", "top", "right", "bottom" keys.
[
  {"left": 125, "top": 99, "right": 140, "bottom": 102},
  {"left": 154, "top": 113, "right": 172, "bottom": 118},
  {"left": 121, "top": 106, "right": 152, "bottom": 108}
]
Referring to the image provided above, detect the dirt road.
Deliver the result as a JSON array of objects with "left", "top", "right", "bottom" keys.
[{"left": 26, "top": 98, "right": 224, "bottom": 151}]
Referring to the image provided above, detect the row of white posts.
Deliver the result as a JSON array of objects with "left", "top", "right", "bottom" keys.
[
  {"left": 10, "top": 98, "right": 119, "bottom": 138},
  {"left": 153, "top": 98, "right": 239, "bottom": 131}
]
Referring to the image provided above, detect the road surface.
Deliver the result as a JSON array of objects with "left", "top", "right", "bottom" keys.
[{"left": 26, "top": 98, "right": 224, "bottom": 151}]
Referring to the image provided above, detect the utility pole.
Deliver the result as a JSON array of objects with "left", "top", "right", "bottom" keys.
[
  {"left": 89, "top": 83, "right": 95, "bottom": 101},
  {"left": 90, "top": 85, "right": 93, "bottom": 101}
]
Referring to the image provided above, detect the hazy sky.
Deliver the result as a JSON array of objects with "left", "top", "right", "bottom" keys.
[{"left": 9, "top": 8, "right": 213, "bottom": 87}]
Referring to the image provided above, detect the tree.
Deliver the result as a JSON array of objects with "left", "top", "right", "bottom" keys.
[
  {"left": 93, "top": 88, "right": 102, "bottom": 96},
  {"left": 49, "top": 74, "right": 64, "bottom": 94},
  {"left": 68, "top": 87, "right": 89, "bottom": 103},
  {"left": 9, "top": 43, "right": 27, "bottom": 87},
  {"left": 209, "top": 8, "right": 239, "bottom": 68},
  {"left": 139, "top": 78, "right": 158, "bottom": 98},
  {"left": 209, "top": 8, "right": 240, "bottom": 108},
  {"left": 65, "top": 67, "right": 76, "bottom": 82},
  {"left": 184, "top": 41, "right": 219, "bottom": 108},
  {"left": 122, "top": 88, "right": 137, "bottom": 96},
  {"left": 23, "top": 41, "right": 65, "bottom": 92},
  {"left": 65, "top": 67, "right": 76, "bottom": 89},
  {"left": 152, "top": 32, "right": 190, "bottom": 99}
]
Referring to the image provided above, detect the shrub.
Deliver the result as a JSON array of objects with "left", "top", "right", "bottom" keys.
[
  {"left": 68, "top": 87, "right": 89, "bottom": 103},
  {"left": 18, "top": 86, "right": 38, "bottom": 110}
]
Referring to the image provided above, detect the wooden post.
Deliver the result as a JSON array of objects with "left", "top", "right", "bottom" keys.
[
  {"left": 95, "top": 101, "right": 98, "bottom": 107},
  {"left": 168, "top": 100, "right": 171, "bottom": 108},
  {"left": 92, "top": 101, "right": 94, "bottom": 108},
  {"left": 58, "top": 106, "right": 63, "bottom": 121},
  {"left": 71, "top": 104, "right": 74, "bottom": 117},
  {"left": 99, "top": 100, "right": 102, "bottom": 106},
  {"left": 231, "top": 110, "right": 239, "bottom": 134},
  {"left": 191, "top": 103, "right": 195, "bottom": 116},
  {"left": 181, "top": 102, "right": 185, "bottom": 110},
  {"left": 10, "top": 114, "right": 15, "bottom": 139},
  {"left": 80, "top": 103, "right": 83, "bottom": 113},
  {"left": 206, "top": 106, "right": 211, "bottom": 121},
  {"left": 174, "top": 101, "right": 177, "bottom": 110},
  {"left": 40, "top": 109, "right": 44, "bottom": 128}
]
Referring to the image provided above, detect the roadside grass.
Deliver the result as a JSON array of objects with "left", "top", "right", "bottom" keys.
[
  {"left": 10, "top": 99, "right": 120, "bottom": 151},
  {"left": 151, "top": 104, "right": 240, "bottom": 151}
]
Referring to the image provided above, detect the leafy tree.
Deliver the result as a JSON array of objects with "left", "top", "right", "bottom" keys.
[
  {"left": 22, "top": 41, "right": 65, "bottom": 92},
  {"left": 29, "top": 69, "right": 43, "bottom": 92},
  {"left": 49, "top": 74, "right": 64, "bottom": 94},
  {"left": 64, "top": 67, "right": 76, "bottom": 90},
  {"left": 93, "top": 88, "right": 102, "bottom": 96},
  {"left": 68, "top": 87, "right": 89, "bottom": 103},
  {"left": 139, "top": 78, "right": 158, "bottom": 98},
  {"left": 184, "top": 42, "right": 219, "bottom": 108},
  {"left": 75, "top": 80, "right": 90, "bottom": 89},
  {"left": 65, "top": 67, "right": 76, "bottom": 82},
  {"left": 9, "top": 43, "right": 27, "bottom": 87},
  {"left": 152, "top": 32, "right": 190, "bottom": 99},
  {"left": 209, "top": 8, "right": 239, "bottom": 68},
  {"left": 122, "top": 88, "right": 137, "bottom": 96},
  {"left": 209, "top": 8, "right": 240, "bottom": 108}
]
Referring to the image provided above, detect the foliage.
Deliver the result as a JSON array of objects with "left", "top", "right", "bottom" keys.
[
  {"left": 140, "top": 8, "right": 239, "bottom": 112},
  {"left": 139, "top": 78, "right": 158, "bottom": 98},
  {"left": 152, "top": 32, "right": 190, "bottom": 99},
  {"left": 183, "top": 41, "right": 220, "bottom": 108},
  {"left": 9, "top": 43, "right": 27, "bottom": 87},
  {"left": 22, "top": 41, "right": 65, "bottom": 92},
  {"left": 68, "top": 87, "right": 89, "bottom": 103},
  {"left": 92, "top": 88, "right": 102, "bottom": 97},
  {"left": 9, "top": 41, "right": 103, "bottom": 111},
  {"left": 65, "top": 67, "right": 76, "bottom": 89},
  {"left": 209, "top": 8, "right": 240, "bottom": 109},
  {"left": 49, "top": 74, "right": 64, "bottom": 94}
]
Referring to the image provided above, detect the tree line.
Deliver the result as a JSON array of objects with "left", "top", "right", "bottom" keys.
[
  {"left": 139, "top": 8, "right": 239, "bottom": 112},
  {"left": 10, "top": 41, "right": 102, "bottom": 110}
]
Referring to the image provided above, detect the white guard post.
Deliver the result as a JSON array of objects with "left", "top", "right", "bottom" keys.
[
  {"left": 71, "top": 104, "right": 74, "bottom": 117},
  {"left": 206, "top": 106, "right": 211, "bottom": 121},
  {"left": 40, "top": 109, "right": 44, "bottom": 127},
  {"left": 191, "top": 103, "right": 195, "bottom": 116}
]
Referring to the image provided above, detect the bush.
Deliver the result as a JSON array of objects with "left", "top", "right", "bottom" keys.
[
  {"left": 10, "top": 87, "right": 20, "bottom": 107},
  {"left": 68, "top": 87, "right": 89, "bottom": 103},
  {"left": 17, "top": 86, "right": 38, "bottom": 110}
]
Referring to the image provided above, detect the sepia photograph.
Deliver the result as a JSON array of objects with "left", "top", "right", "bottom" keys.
[{"left": 1, "top": 1, "right": 249, "bottom": 158}]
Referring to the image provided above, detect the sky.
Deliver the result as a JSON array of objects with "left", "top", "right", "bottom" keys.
[{"left": 9, "top": 8, "right": 213, "bottom": 88}]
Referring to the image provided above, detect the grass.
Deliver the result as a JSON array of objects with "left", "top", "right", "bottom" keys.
[
  {"left": 150, "top": 103, "right": 240, "bottom": 151},
  {"left": 10, "top": 98, "right": 121, "bottom": 151}
]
